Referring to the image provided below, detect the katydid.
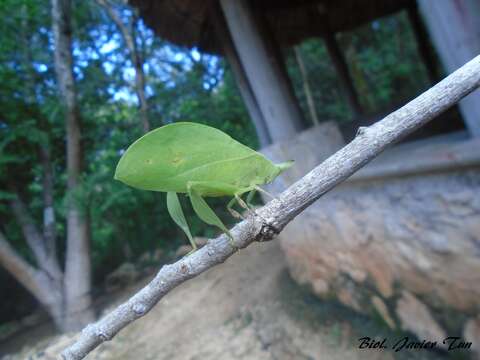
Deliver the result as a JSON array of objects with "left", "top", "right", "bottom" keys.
[{"left": 114, "top": 122, "right": 292, "bottom": 252}]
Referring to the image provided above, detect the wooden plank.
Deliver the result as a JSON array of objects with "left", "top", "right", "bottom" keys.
[
  {"left": 210, "top": 3, "right": 272, "bottom": 147},
  {"left": 220, "top": 0, "right": 305, "bottom": 143},
  {"left": 418, "top": 0, "right": 480, "bottom": 137}
]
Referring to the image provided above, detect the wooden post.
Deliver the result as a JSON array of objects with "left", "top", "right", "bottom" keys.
[
  {"left": 294, "top": 46, "right": 320, "bottom": 125},
  {"left": 210, "top": 3, "right": 271, "bottom": 147},
  {"left": 219, "top": 0, "right": 305, "bottom": 143},
  {"left": 323, "top": 30, "right": 363, "bottom": 117},
  {"left": 407, "top": 3, "right": 440, "bottom": 84},
  {"left": 418, "top": 0, "right": 480, "bottom": 137}
]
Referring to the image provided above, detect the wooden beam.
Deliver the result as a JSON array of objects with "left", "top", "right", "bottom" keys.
[
  {"left": 210, "top": 3, "right": 271, "bottom": 147},
  {"left": 220, "top": 0, "right": 305, "bottom": 143},
  {"left": 294, "top": 46, "right": 320, "bottom": 125},
  {"left": 323, "top": 30, "right": 363, "bottom": 117},
  {"left": 418, "top": 0, "right": 480, "bottom": 137}
]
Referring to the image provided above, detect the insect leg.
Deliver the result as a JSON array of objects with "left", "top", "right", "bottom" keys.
[
  {"left": 253, "top": 185, "right": 277, "bottom": 201},
  {"left": 187, "top": 183, "right": 236, "bottom": 248},
  {"left": 166, "top": 192, "right": 197, "bottom": 253},
  {"left": 227, "top": 197, "right": 244, "bottom": 219},
  {"left": 245, "top": 189, "right": 257, "bottom": 208}
]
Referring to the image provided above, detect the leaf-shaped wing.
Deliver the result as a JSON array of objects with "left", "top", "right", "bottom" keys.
[{"left": 114, "top": 122, "right": 273, "bottom": 193}]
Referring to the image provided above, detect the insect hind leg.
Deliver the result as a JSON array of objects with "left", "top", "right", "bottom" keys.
[
  {"left": 187, "top": 181, "right": 237, "bottom": 250},
  {"left": 253, "top": 185, "right": 277, "bottom": 201},
  {"left": 227, "top": 196, "right": 243, "bottom": 219},
  {"left": 227, "top": 191, "right": 254, "bottom": 220}
]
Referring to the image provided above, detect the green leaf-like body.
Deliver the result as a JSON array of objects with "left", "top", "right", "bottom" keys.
[{"left": 114, "top": 122, "right": 290, "bottom": 197}]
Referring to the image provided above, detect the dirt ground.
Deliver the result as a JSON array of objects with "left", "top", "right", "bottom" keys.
[{"left": 1, "top": 240, "right": 454, "bottom": 360}]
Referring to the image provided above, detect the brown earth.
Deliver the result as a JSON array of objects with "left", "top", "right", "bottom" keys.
[{"left": 1, "top": 241, "right": 454, "bottom": 360}]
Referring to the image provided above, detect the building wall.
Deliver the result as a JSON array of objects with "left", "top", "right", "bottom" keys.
[{"left": 263, "top": 122, "right": 480, "bottom": 351}]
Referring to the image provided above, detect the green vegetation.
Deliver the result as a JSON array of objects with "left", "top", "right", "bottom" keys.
[{"left": 286, "top": 11, "right": 433, "bottom": 125}]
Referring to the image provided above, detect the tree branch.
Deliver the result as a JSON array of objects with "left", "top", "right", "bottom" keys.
[
  {"left": 10, "top": 193, "right": 63, "bottom": 282},
  {"left": 0, "top": 230, "right": 44, "bottom": 301},
  {"left": 40, "top": 145, "right": 57, "bottom": 257},
  {"left": 10, "top": 194, "right": 49, "bottom": 265},
  {"left": 0, "top": 229, "right": 64, "bottom": 327},
  {"left": 62, "top": 55, "right": 480, "bottom": 360},
  {"left": 96, "top": 0, "right": 150, "bottom": 132}
]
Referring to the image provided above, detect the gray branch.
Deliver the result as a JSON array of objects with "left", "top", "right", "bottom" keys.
[
  {"left": 62, "top": 54, "right": 480, "bottom": 360},
  {"left": 96, "top": 0, "right": 150, "bottom": 132},
  {"left": 0, "top": 230, "right": 43, "bottom": 300}
]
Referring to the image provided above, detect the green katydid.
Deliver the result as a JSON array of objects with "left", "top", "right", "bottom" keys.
[{"left": 114, "top": 122, "right": 292, "bottom": 252}]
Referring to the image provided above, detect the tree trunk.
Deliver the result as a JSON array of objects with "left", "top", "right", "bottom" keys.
[
  {"left": 0, "top": 229, "right": 65, "bottom": 330},
  {"left": 51, "top": 0, "right": 94, "bottom": 331}
]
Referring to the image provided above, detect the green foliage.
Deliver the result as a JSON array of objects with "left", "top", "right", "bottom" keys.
[
  {"left": 338, "top": 11, "right": 431, "bottom": 113},
  {"left": 286, "top": 10, "right": 432, "bottom": 125},
  {"left": 286, "top": 40, "right": 352, "bottom": 125}
]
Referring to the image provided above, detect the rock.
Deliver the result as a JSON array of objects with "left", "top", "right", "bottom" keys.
[
  {"left": 312, "top": 278, "right": 329, "bottom": 296},
  {"left": 175, "top": 245, "right": 193, "bottom": 258},
  {"left": 265, "top": 124, "right": 480, "bottom": 341},
  {"left": 195, "top": 237, "right": 208, "bottom": 247},
  {"left": 43, "top": 334, "right": 77, "bottom": 359},
  {"left": 396, "top": 291, "right": 446, "bottom": 342},
  {"left": 105, "top": 262, "right": 139, "bottom": 292},
  {"left": 463, "top": 317, "right": 480, "bottom": 355},
  {"left": 337, "top": 287, "right": 361, "bottom": 312},
  {"left": 175, "top": 237, "right": 209, "bottom": 257},
  {"left": 139, "top": 249, "right": 165, "bottom": 264},
  {"left": 371, "top": 296, "right": 396, "bottom": 329}
]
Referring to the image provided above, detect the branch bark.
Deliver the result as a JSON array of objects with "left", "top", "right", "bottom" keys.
[{"left": 62, "top": 54, "right": 480, "bottom": 360}]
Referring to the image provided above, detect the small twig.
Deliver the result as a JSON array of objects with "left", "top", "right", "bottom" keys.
[{"left": 62, "top": 55, "right": 480, "bottom": 360}]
